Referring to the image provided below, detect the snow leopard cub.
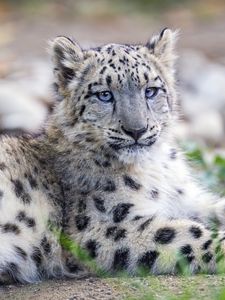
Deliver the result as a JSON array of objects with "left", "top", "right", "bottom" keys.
[{"left": 0, "top": 28, "right": 225, "bottom": 284}]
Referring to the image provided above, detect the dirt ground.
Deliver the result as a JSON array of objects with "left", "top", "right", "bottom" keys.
[
  {"left": 0, "top": 278, "right": 121, "bottom": 300},
  {"left": 1, "top": 275, "right": 225, "bottom": 300}
]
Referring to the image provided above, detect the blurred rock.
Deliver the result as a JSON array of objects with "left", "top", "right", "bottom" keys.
[
  {"left": 191, "top": 111, "right": 224, "bottom": 145},
  {"left": 0, "top": 82, "right": 48, "bottom": 132},
  {"left": 178, "top": 50, "right": 225, "bottom": 145},
  {"left": 5, "top": 59, "right": 53, "bottom": 105},
  {"left": 175, "top": 111, "right": 224, "bottom": 146},
  {"left": 0, "top": 58, "right": 52, "bottom": 133},
  {"left": 179, "top": 50, "right": 225, "bottom": 113}
]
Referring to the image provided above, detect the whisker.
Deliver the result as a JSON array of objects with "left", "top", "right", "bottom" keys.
[{"left": 108, "top": 136, "right": 127, "bottom": 141}]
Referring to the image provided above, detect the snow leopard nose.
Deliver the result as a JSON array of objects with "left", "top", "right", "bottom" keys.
[{"left": 121, "top": 125, "right": 148, "bottom": 141}]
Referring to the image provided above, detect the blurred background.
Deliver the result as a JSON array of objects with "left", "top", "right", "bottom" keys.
[{"left": 1, "top": 0, "right": 225, "bottom": 191}]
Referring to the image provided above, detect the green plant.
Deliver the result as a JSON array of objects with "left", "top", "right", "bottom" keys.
[{"left": 184, "top": 142, "right": 225, "bottom": 196}]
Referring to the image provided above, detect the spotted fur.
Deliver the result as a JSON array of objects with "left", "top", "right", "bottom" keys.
[{"left": 0, "top": 29, "right": 225, "bottom": 283}]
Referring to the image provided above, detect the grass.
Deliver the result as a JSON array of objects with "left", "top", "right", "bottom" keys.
[{"left": 111, "top": 275, "right": 225, "bottom": 300}]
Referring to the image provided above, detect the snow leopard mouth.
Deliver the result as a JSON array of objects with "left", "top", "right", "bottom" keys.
[{"left": 108, "top": 135, "right": 157, "bottom": 151}]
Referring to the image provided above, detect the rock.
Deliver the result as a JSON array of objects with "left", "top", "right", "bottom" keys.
[
  {"left": 6, "top": 58, "right": 53, "bottom": 105},
  {"left": 179, "top": 50, "right": 225, "bottom": 114},
  {"left": 0, "top": 82, "right": 47, "bottom": 132},
  {"left": 178, "top": 50, "right": 225, "bottom": 145},
  {"left": 190, "top": 110, "right": 224, "bottom": 145},
  {"left": 0, "top": 58, "right": 53, "bottom": 132}
]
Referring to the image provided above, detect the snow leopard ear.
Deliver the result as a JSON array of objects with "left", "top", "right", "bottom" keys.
[
  {"left": 50, "top": 36, "right": 83, "bottom": 86},
  {"left": 146, "top": 28, "right": 178, "bottom": 69}
]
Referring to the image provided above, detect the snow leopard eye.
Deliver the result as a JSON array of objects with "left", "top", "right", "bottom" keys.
[
  {"left": 145, "top": 87, "right": 159, "bottom": 100},
  {"left": 97, "top": 91, "right": 113, "bottom": 103}
]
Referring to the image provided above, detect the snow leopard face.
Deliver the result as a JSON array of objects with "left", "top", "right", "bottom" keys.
[{"left": 51, "top": 29, "right": 177, "bottom": 162}]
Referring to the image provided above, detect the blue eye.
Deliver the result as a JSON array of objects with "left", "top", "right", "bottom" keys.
[
  {"left": 97, "top": 91, "right": 113, "bottom": 102},
  {"left": 145, "top": 87, "right": 159, "bottom": 100}
]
